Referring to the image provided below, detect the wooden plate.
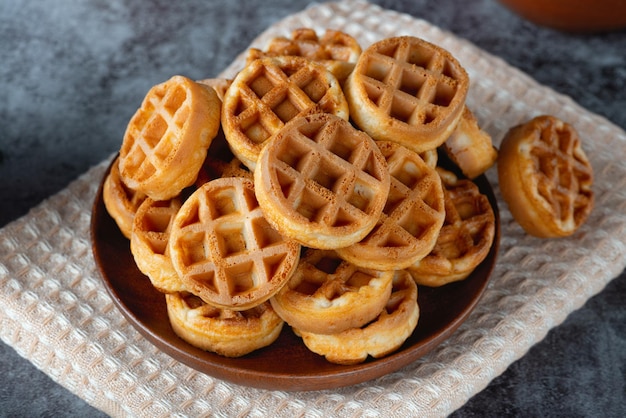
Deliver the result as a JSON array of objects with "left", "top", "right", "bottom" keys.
[{"left": 91, "top": 150, "right": 500, "bottom": 391}]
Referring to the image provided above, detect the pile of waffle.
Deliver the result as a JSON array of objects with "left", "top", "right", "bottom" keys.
[{"left": 103, "top": 29, "right": 593, "bottom": 364}]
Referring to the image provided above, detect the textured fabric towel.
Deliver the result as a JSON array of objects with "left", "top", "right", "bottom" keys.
[{"left": 1, "top": 1, "right": 625, "bottom": 416}]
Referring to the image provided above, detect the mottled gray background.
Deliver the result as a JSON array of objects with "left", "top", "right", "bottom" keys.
[{"left": 1, "top": 0, "right": 624, "bottom": 416}]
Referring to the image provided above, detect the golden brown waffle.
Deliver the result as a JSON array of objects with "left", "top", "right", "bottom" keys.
[
  {"left": 408, "top": 168, "right": 496, "bottom": 287},
  {"left": 246, "top": 28, "right": 362, "bottom": 84},
  {"left": 337, "top": 141, "right": 445, "bottom": 270},
  {"left": 221, "top": 56, "right": 349, "bottom": 170},
  {"left": 118, "top": 75, "right": 221, "bottom": 200},
  {"left": 269, "top": 249, "right": 393, "bottom": 335},
  {"left": 254, "top": 113, "right": 391, "bottom": 249},
  {"left": 294, "top": 270, "right": 419, "bottom": 365},
  {"left": 166, "top": 292, "right": 283, "bottom": 357},
  {"left": 130, "top": 197, "right": 185, "bottom": 294},
  {"left": 102, "top": 156, "right": 147, "bottom": 239},
  {"left": 168, "top": 177, "right": 301, "bottom": 310},
  {"left": 443, "top": 106, "right": 498, "bottom": 179},
  {"left": 344, "top": 36, "right": 469, "bottom": 153},
  {"left": 498, "top": 115, "right": 594, "bottom": 238}
]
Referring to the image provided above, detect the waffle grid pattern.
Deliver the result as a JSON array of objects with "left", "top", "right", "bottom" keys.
[
  {"left": 170, "top": 178, "right": 296, "bottom": 308},
  {"left": 135, "top": 199, "right": 180, "bottom": 256},
  {"left": 360, "top": 39, "right": 461, "bottom": 126},
  {"left": 337, "top": 141, "right": 445, "bottom": 269},
  {"left": 229, "top": 58, "right": 338, "bottom": 145},
  {"left": 273, "top": 116, "right": 385, "bottom": 224},
  {"left": 130, "top": 197, "right": 183, "bottom": 293},
  {"left": 1, "top": 1, "right": 626, "bottom": 416},
  {"left": 440, "top": 179, "right": 494, "bottom": 260},
  {"left": 374, "top": 144, "right": 443, "bottom": 240},
  {"left": 287, "top": 250, "right": 390, "bottom": 304},
  {"left": 265, "top": 28, "right": 360, "bottom": 62},
  {"left": 121, "top": 81, "right": 189, "bottom": 183},
  {"left": 532, "top": 120, "right": 594, "bottom": 224},
  {"left": 409, "top": 173, "right": 495, "bottom": 284},
  {"left": 306, "top": 252, "right": 372, "bottom": 290}
]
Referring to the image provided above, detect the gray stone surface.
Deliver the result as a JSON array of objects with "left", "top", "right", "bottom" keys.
[{"left": 1, "top": 0, "right": 624, "bottom": 416}]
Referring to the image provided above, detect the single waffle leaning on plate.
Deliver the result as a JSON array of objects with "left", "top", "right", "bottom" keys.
[{"left": 497, "top": 115, "right": 594, "bottom": 238}]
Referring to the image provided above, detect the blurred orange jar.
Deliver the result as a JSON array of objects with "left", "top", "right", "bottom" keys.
[{"left": 497, "top": 0, "right": 626, "bottom": 32}]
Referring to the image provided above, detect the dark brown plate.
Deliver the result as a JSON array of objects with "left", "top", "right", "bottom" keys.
[{"left": 90, "top": 152, "right": 500, "bottom": 391}]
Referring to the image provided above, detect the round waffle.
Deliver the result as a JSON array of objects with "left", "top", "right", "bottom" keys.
[
  {"left": 337, "top": 141, "right": 445, "bottom": 271},
  {"left": 294, "top": 270, "right": 419, "bottom": 365},
  {"left": 168, "top": 177, "right": 301, "bottom": 310},
  {"left": 408, "top": 168, "right": 496, "bottom": 287},
  {"left": 246, "top": 28, "right": 362, "bottom": 84},
  {"left": 166, "top": 292, "right": 283, "bottom": 358},
  {"left": 102, "top": 156, "right": 147, "bottom": 239},
  {"left": 221, "top": 56, "right": 349, "bottom": 170},
  {"left": 443, "top": 106, "right": 498, "bottom": 179},
  {"left": 254, "top": 112, "right": 391, "bottom": 249},
  {"left": 498, "top": 115, "right": 594, "bottom": 238},
  {"left": 344, "top": 36, "right": 469, "bottom": 153},
  {"left": 118, "top": 75, "right": 221, "bottom": 200},
  {"left": 269, "top": 249, "right": 393, "bottom": 335},
  {"left": 130, "top": 196, "right": 185, "bottom": 294}
]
